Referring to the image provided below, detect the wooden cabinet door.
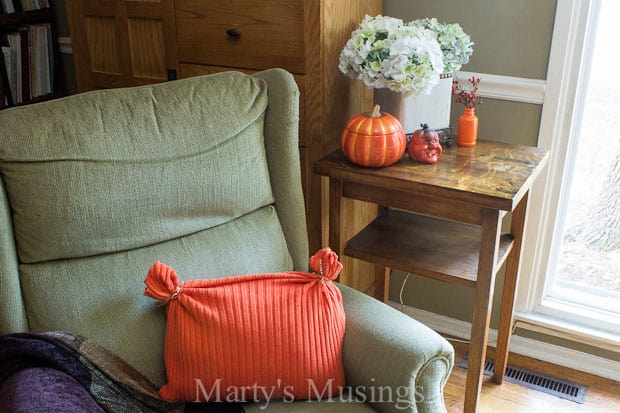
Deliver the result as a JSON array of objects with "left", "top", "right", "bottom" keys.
[{"left": 66, "top": 0, "right": 178, "bottom": 91}]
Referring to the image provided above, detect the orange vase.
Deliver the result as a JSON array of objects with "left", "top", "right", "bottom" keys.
[{"left": 457, "top": 107, "right": 478, "bottom": 147}]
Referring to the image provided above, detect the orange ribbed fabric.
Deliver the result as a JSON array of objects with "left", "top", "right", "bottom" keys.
[{"left": 144, "top": 248, "right": 346, "bottom": 402}]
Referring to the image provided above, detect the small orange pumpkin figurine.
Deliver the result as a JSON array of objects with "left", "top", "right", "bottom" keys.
[{"left": 341, "top": 104, "right": 406, "bottom": 168}]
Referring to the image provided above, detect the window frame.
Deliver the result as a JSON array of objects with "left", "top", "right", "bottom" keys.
[{"left": 514, "top": 0, "right": 620, "bottom": 350}]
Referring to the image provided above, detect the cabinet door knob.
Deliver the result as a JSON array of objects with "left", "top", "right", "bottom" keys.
[{"left": 226, "top": 28, "right": 241, "bottom": 38}]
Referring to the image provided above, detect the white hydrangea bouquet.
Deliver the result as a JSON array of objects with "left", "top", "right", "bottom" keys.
[
  {"left": 412, "top": 17, "right": 474, "bottom": 73},
  {"left": 339, "top": 15, "right": 473, "bottom": 97}
]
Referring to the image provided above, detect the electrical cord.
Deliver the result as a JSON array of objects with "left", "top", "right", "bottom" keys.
[{"left": 399, "top": 272, "right": 411, "bottom": 313}]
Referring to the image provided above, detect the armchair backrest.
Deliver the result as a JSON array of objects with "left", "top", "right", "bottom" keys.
[{"left": 0, "top": 69, "right": 308, "bottom": 385}]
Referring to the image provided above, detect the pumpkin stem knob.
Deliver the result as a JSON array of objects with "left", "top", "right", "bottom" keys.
[
  {"left": 370, "top": 104, "right": 382, "bottom": 118},
  {"left": 421, "top": 123, "right": 429, "bottom": 130}
]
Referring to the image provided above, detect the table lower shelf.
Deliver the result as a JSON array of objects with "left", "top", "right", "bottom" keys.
[{"left": 344, "top": 210, "right": 515, "bottom": 287}]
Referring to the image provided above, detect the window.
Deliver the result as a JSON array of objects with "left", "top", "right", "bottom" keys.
[{"left": 516, "top": 0, "right": 620, "bottom": 349}]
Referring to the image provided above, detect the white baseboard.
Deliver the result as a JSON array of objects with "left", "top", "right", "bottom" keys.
[{"left": 389, "top": 301, "right": 620, "bottom": 382}]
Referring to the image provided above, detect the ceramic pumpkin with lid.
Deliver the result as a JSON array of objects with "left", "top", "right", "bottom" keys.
[{"left": 340, "top": 104, "right": 406, "bottom": 168}]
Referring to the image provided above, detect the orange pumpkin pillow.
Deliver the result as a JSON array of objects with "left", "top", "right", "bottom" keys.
[{"left": 144, "top": 248, "right": 346, "bottom": 403}]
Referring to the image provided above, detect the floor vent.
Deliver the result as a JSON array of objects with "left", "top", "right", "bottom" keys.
[{"left": 459, "top": 354, "right": 587, "bottom": 404}]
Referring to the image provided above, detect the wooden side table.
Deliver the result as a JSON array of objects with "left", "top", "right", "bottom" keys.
[{"left": 315, "top": 141, "right": 549, "bottom": 413}]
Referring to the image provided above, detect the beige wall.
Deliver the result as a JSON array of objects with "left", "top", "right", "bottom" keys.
[{"left": 384, "top": 0, "right": 556, "bottom": 78}]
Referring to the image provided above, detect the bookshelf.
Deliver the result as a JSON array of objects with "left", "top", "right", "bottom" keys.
[{"left": 0, "top": 1, "right": 65, "bottom": 109}]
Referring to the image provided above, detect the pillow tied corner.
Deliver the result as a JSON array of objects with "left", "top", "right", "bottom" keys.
[
  {"left": 309, "top": 247, "right": 343, "bottom": 281},
  {"left": 143, "top": 261, "right": 183, "bottom": 305}
]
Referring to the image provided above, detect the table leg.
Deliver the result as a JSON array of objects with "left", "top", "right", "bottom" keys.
[
  {"left": 494, "top": 191, "right": 529, "bottom": 384},
  {"left": 329, "top": 179, "right": 345, "bottom": 279},
  {"left": 464, "top": 208, "right": 502, "bottom": 413},
  {"left": 374, "top": 266, "right": 391, "bottom": 303},
  {"left": 373, "top": 205, "right": 390, "bottom": 303}
]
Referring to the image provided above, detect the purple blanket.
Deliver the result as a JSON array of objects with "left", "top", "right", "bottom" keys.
[{"left": 0, "top": 332, "right": 243, "bottom": 413}]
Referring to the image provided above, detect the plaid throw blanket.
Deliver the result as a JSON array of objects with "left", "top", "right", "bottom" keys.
[{"left": 0, "top": 332, "right": 243, "bottom": 413}]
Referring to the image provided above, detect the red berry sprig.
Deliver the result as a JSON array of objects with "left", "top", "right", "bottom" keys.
[{"left": 453, "top": 76, "right": 483, "bottom": 108}]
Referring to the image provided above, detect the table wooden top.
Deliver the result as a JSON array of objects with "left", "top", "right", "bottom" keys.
[{"left": 315, "top": 140, "right": 549, "bottom": 211}]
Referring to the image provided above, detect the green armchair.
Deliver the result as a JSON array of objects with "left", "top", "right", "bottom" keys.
[{"left": 0, "top": 69, "right": 453, "bottom": 412}]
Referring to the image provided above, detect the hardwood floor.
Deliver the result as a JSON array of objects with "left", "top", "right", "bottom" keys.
[{"left": 445, "top": 340, "right": 620, "bottom": 412}]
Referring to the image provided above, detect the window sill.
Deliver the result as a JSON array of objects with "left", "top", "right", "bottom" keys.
[{"left": 514, "top": 310, "right": 620, "bottom": 353}]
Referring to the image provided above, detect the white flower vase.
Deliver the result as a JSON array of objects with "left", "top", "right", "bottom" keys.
[{"left": 375, "top": 73, "right": 453, "bottom": 144}]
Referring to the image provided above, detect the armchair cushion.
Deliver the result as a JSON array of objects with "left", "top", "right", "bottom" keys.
[
  {"left": 1, "top": 72, "right": 274, "bottom": 264},
  {"left": 144, "top": 248, "right": 346, "bottom": 402}
]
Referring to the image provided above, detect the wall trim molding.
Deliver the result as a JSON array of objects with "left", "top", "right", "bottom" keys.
[
  {"left": 58, "top": 36, "right": 72, "bottom": 55},
  {"left": 390, "top": 301, "right": 620, "bottom": 382},
  {"left": 455, "top": 71, "right": 546, "bottom": 104}
]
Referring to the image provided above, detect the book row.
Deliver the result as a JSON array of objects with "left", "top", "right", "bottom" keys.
[
  {"left": 1, "top": 23, "right": 54, "bottom": 107},
  {"left": 1, "top": 1, "right": 50, "bottom": 14}
]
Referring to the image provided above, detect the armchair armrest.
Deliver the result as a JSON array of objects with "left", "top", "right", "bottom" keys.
[{"left": 339, "top": 285, "right": 454, "bottom": 413}]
